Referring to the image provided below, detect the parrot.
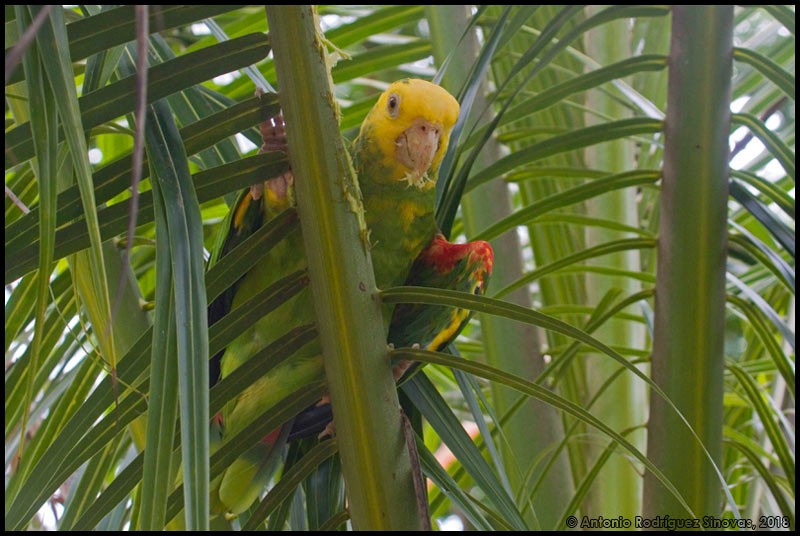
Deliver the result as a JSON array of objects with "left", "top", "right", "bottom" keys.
[{"left": 208, "top": 78, "right": 465, "bottom": 518}]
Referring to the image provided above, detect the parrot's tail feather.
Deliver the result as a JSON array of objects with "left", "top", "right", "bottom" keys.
[{"left": 216, "top": 422, "right": 292, "bottom": 518}]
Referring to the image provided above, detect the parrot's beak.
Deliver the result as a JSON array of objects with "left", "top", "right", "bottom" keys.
[{"left": 396, "top": 118, "right": 442, "bottom": 186}]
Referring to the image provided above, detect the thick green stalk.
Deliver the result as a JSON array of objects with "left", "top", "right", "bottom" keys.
[
  {"left": 643, "top": 5, "right": 732, "bottom": 518},
  {"left": 582, "top": 8, "right": 645, "bottom": 519},
  {"left": 265, "top": 6, "right": 424, "bottom": 530},
  {"left": 426, "top": 5, "right": 573, "bottom": 529}
]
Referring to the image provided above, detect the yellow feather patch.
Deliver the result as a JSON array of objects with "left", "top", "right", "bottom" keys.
[
  {"left": 427, "top": 308, "right": 470, "bottom": 351},
  {"left": 233, "top": 193, "right": 253, "bottom": 234},
  {"left": 265, "top": 186, "right": 282, "bottom": 206},
  {"left": 367, "top": 197, "right": 432, "bottom": 235},
  {"left": 398, "top": 200, "right": 429, "bottom": 230}
]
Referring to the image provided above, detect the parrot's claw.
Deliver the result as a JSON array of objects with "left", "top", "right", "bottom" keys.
[
  {"left": 303, "top": 395, "right": 335, "bottom": 439},
  {"left": 259, "top": 113, "right": 288, "bottom": 154},
  {"left": 318, "top": 420, "right": 336, "bottom": 439},
  {"left": 392, "top": 359, "right": 413, "bottom": 382},
  {"left": 261, "top": 171, "right": 294, "bottom": 202},
  {"left": 255, "top": 112, "right": 294, "bottom": 201},
  {"left": 254, "top": 81, "right": 283, "bottom": 152},
  {"left": 249, "top": 182, "right": 265, "bottom": 201},
  {"left": 390, "top": 344, "right": 420, "bottom": 381}
]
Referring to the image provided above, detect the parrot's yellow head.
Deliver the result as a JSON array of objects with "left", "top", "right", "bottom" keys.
[{"left": 358, "top": 78, "right": 460, "bottom": 189}]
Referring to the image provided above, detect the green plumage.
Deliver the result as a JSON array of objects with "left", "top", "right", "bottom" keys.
[
  {"left": 210, "top": 79, "right": 462, "bottom": 517},
  {"left": 209, "top": 181, "right": 324, "bottom": 515},
  {"left": 388, "top": 234, "right": 494, "bottom": 353}
]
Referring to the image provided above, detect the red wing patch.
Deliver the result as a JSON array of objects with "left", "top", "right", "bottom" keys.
[{"left": 421, "top": 234, "right": 494, "bottom": 275}]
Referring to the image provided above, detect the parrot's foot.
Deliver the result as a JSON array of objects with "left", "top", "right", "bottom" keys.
[
  {"left": 250, "top": 171, "right": 293, "bottom": 201},
  {"left": 318, "top": 420, "right": 336, "bottom": 439},
  {"left": 391, "top": 344, "right": 420, "bottom": 381},
  {"left": 259, "top": 112, "right": 287, "bottom": 154},
  {"left": 249, "top": 182, "right": 264, "bottom": 200},
  {"left": 392, "top": 360, "right": 413, "bottom": 381},
  {"left": 311, "top": 396, "right": 336, "bottom": 439},
  {"left": 255, "top": 85, "right": 287, "bottom": 153},
  {"left": 251, "top": 110, "right": 293, "bottom": 202}
]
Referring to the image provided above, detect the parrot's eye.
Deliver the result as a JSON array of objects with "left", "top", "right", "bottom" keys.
[{"left": 386, "top": 93, "right": 400, "bottom": 118}]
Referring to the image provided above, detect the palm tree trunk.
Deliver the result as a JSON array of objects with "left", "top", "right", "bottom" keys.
[{"left": 643, "top": 5, "right": 732, "bottom": 518}]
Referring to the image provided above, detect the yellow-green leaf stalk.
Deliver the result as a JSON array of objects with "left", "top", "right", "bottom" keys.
[
  {"left": 643, "top": 5, "right": 732, "bottom": 519},
  {"left": 266, "top": 5, "right": 425, "bottom": 530}
]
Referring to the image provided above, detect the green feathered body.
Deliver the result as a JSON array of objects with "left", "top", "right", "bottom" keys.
[
  {"left": 355, "top": 145, "right": 438, "bottom": 292},
  {"left": 211, "top": 79, "right": 461, "bottom": 517}
]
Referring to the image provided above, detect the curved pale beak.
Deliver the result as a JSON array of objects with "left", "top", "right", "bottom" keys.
[{"left": 395, "top": 118, "right": 441, "bottom": 187}]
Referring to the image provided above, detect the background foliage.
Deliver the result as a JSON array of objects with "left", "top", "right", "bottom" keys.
[{"left": 5, "top": 5, "right": 795, "bottom": 530}]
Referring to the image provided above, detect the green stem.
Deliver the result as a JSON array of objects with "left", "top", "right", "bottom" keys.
[
  {"left": 643, "top": 5, "right": 732, "bottom": 518},
  {"left": 266, "top": 5, "right": 424, "bottom": 530}
]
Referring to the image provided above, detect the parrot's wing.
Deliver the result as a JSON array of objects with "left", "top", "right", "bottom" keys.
[
  {"left": 211, "top": 179, "right": 325, "bottom": 518},
  {"left": 208, "top": 188, "right": 267, "bottom": 387},
  {"left": 387, "top": 234, "right": 493, "bottom": 385},
  {"left": 389, "top": 234, "right": 493, "bottom": 352},
  {"left": 208, "top": 111, "right": 313, "bottom": 518},
  {"left": 208, "top": 101, "right": 289, "bottom": 388},
  {"left": 285, "top": 234, "right": 494, "bottom": 441}
]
